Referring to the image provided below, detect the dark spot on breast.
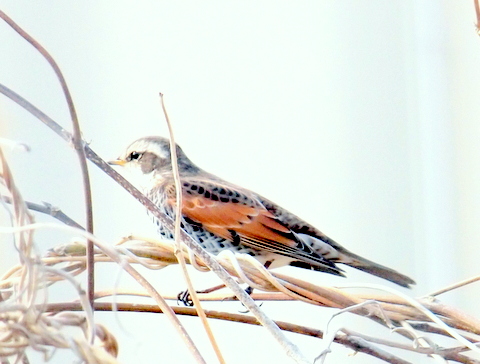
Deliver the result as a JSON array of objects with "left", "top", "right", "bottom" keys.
[
  {"left": 190, "top": 185, "right": 198, "bottom": 191},
  {"left": 197, "top": 186, "right": 204, "bottom": 194},
  {"left": 220, "top": 196, "right": 229, "bottom": 203},
  {"left": 231, "top": 198, "right": 239, "bottom": 203},
  {"left": 211, "top": 194, "right": 219, "bottom": 201},
  {"left": 204, "top": 190, "right": 211, "bottom": 198},
  {"left": 183, "top": 182, "right": 190, "bottom": 187},
  {"left": 229, "top": 230, "right": 241, "bottom": 246}
]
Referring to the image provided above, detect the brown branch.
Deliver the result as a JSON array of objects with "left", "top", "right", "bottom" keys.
[
  {"left": 0, "top": 10, "right": 95, "bottom": 310},
  {"left": 44, "top": 301, "right": 480, "bottom": 364},
  {"left": 420, "top": 299, "right": 480, "bottom": 336},
  {"left": 45, "top": 302, "right": 419, "bottom": 364},
  {"left": 11, "top": 240, "right": 478, "bottom": 363}
]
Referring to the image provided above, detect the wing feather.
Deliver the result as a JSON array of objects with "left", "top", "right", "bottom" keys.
[
  {"left": 167, "top": 180, "right": 299, "bottom": 248},
  {"left": 165, "top": 179, "right": 342, "bottom": 274}
]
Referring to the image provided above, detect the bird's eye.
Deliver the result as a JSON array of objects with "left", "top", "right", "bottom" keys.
[{"left": 128, "top": 151, "right": 142, "bottom": 161}]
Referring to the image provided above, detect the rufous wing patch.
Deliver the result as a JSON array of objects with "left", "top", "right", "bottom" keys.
[{"left": 168, "top": 190, "right": 297, "bottom": 249}]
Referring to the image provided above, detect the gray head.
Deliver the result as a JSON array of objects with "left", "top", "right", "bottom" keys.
[{"left": 109, "top": 136, "right": 199, "bottom": 189}]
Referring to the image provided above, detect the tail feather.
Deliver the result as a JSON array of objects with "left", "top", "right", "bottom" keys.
[
  {"left": 295, "top": 233, "right": 415, "bottom": 288},
  {"left": 347, "top": 258, "right": 415, "bottom": 288}
]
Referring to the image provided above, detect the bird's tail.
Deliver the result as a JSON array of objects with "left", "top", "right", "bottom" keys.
[
  {"left": 297, "top": 234, "right": 415, "bottom": 288},
  {"left": 345, "top": 254, "right": 415, "bottom": 288}
]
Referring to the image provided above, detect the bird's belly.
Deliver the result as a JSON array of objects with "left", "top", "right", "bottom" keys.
[{"left": 153, "top": 215, "right": 257, "bottom": 256}]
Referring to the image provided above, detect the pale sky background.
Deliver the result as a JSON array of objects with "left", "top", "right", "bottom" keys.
[{"left": 1, "top": 2, "right": 480, "bottom": 363}]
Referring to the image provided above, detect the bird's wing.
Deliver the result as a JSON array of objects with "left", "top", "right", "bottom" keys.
[
  {"left": 258, "top": 196, "right": 416, "bottom": 287},
  {"left": 164, "top": 179, "right": 341, "bottom": 272}
]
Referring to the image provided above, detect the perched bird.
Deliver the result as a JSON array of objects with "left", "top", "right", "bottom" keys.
[{"left": 110, "top": 136, "right": 415, "bottom": 288}]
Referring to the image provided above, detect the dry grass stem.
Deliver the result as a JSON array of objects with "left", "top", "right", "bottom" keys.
[
  {"left": 20, "top": 237, "right": 480, "bottom": 363},
  {"left": 160, "top": 93, "right": 225, "bottom": 364},
  {"left": 0, "top": 10, "right": 96, "bottom": 310},
  {"left": 0, "top": 148, "right": 115, "bottom": 363},
  {"left": 426, "top": 275, "right": 480, "bottom": 297}
]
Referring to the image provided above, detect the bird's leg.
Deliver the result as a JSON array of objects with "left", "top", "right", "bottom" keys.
[
  {"left": 177, "top": 261, "right": 273, "bottom": 306},
  {"left": 236, "top": 260, "right": 273, "bottom": 312},
  {"left": 177, "top": 283, "right": 228, "bottom": 306}
]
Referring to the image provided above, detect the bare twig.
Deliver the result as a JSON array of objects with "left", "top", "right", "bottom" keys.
[
  {"left": 17, "top": 238, "right": 480, "bottom": 363},
  {"left": 0, "top": 10, "right": 95, "bottom": 310},
  {"left": 159, "top": 94, "right": 225, "bottom": 364},
  {"left": 427, "top": 275, "right": 480, "bottom": 297},
  {"left": 3, "top": 219, "right": 480, "bottom": 363},
  {"left": 337, "top": 284, "right": 480, "bottom": 355},
  {"left": 45, "top": 302, "right": 480, "bottom": 364},
  {"left": 0, "top": 148, "right": 104, "bottom": 362},
  {"left": 1, "top": 196, "right": 84, "bottom": 230}
]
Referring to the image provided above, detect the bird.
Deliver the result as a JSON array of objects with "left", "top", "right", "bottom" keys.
[{"left": 109, "top": 136, "right": 415, "bottom": 289}]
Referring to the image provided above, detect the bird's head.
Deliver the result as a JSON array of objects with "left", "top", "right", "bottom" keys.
[{"left": 109, "top": 136, "right": 198, "bottom": 189}]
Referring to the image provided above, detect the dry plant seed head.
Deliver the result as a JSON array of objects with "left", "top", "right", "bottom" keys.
[{"left": 110, "top": 136, "right": 415, "bottom": 288}]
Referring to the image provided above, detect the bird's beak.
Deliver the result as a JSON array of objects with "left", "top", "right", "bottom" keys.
[{"left": 108, "top": 159, "right": 126, "bottom": 167}]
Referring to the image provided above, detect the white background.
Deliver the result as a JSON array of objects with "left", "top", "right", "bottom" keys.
[{"left": 1, "top": 2, "right": 480, "bottom": 363}]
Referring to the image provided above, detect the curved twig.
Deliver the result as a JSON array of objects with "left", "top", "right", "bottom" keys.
[{"left": 0, "top": 10, "right": 95, "bottom": 309}]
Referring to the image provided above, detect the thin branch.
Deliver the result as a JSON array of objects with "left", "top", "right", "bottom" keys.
[
  {"left": 427, "top": 275, "right": 480, "bottom": 297},
  {"left": 0, "top": 148, "right": 94, "bottom": 362},
  {"left": 159, "top": 94, "right": 225, "bottom": 364},
  {"left": 0, "top": 10, "right": 95, "bottom": 311},
  {"left": 4, "top": 230, "right": 480, "bottom": 363},
  {"left": 45, "top": 302, "right": 480, "bottom": 364},
  {"left": 338, "top": 284, "right": 480, "bottom": 355},
  {"left": 1, "top": 196, "right": 84, "bottom": 230},
  {"left": 420, "top": 299, "right": 480, "bottom": 336}
]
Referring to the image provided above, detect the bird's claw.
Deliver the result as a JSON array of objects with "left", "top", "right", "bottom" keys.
[{"left": 177, "top": 290, "right": 194, "bottom": 306}]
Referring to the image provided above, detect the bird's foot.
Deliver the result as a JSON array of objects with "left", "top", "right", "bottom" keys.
[
  {"left": 177, "top": 290, "right": 194, "bottom": 306},
  {"left": 177, "top": 283, "right": 228, "bottom": 306}
]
